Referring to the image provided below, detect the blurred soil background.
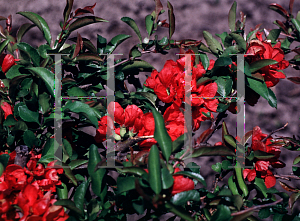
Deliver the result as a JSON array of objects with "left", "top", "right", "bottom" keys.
[{"left": 1, "top": 0, "right": 300, "bottom": 219}]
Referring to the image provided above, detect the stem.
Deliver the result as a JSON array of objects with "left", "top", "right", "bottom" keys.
[
  {"left": 274, "top": 174, "right": 300, "bottom": 180},
  {"left": 261, "top": 123, "right": 288, "bottom": 143},
  {"left": 231, "top": 199, "right": 283, "bottom": 216}
]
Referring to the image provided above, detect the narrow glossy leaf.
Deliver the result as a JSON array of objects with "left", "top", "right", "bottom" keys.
[
  {"left": 154, "top": 0, "right": 163, "bottom": 24},
  {"left": 254, "top": 177, "right": 268, "bottom": 198},
  {"left": 253, "top": 150, "right": 275, "bottom": 160},
  {"left": 105, "top": 34, "right": 131, "bottom": 54},
  {"left": 62, "top": 100, "right": 98, "bottom": 127},
  {"left": 74, "top": 180, "right": 89, "bottom": 213},
  {"left": 199, "top": 52, "right": 209, "bottom": 70},
  {"left": 63, "top": 0, "right": 74, "bottom": 23},
  {"left": 116, "top": 167, "right": 147, "bottom": 177},
  {"left": 167, "top": 1, "right": 175, "bottom": 39},
  {"left": 150, "top": 106, "right": 172, "bottom": 161},
  {"left": 39, "top": 138, "right": 58, "bottom": 163},
  {"left": 0, "top": 154, "right": 10, "bottom": 168},
  {"left": 18, "top": 105, "right": 40, "bottom": 124},
  {"left": 121, "top": 17, "right": 142, "bottom": 43},
  {"left": 279, "top": 181, "right": 298, "bottom": 193},
  {"left": 190, "top": 146, "right": 235, "bottom": 158},
  {"left": 224, "top": 134, "right": 237, "bottom": 149},
  {"left": 241, "top": 130, "right": 252, "bottom": 145},
  {"left": 289, "top": 192, "right": 300, "bottom": 211},
  {"left": 39, "top": 92, "right": 50, "bottom": 114},
  {"left": 129, "top": 46, "right": 142, "bottom": 59},
  {"left": 27, "top": 67, "right": 54, "bottom": 97},
  {"left": 73, "top": 53, "right": 103, "bottom": 62},
  {"left": 267, "top": 29, "right": 281, "bottom": 42},
  {"left": 54, "top": 199, "right": 83, "bottom": 217},
  {"left": 72, "top": 33, "right": 83, "bottom": 59},
  {"left": 117, "top": 176, "right": 137, "bottom": 194},
  {"left": 203, "top": 31, "right": 223, "bottom": 55},
  {"left": 172, "top": 134, "right": 185, "bottom": 152},
  {"left": 288, "top": 77, "right": 300, "bottom": 84},
  {"left": 228, "top": 1, "right": 237, "bottom": 32},
  {"left": 229, "top": 33, "right": 246, "bottom": 52},
  {"left": 214, "top": 57, "right": 232, "bottom": 67},
  {"left": 69, "top": 160, "right": 88, "bottom": 170},
  {"left": 171, "top": 190, "right": 200, "bottom": 206},
  {"left": 97, "top": 34, "right": 107, "bottom": 54},
  {"left": 148, "top": 145, "right": 162, "bottom": 194},
  {"left": 88, "top": 144, "right": 106, "bottom": 198},
  {"left": 269, "top": 3, "right": 289, "bottom": 19},
  {"left": 17, "top": 42, "right": 41, "bottom": 67},
  {"left": 145, "top": 15, "right": 154, "bottom": 36},
  {"left": 17, "top": 12, "right": 51, "bottom": 45},
  {"left": 249, "top": 59, "right": 278, "bottom": 73},
  {"left": 0, "top": 39, "right": 9, "bottom": 54},
  {"left": 17, "top": 23, "right": 35, "bottom": 42},
  {"left": 174, "top": 171, "right": 206, "bottom": 187},
  {"left": 119, "top": 60, "right": 154, "bottom": 72},
  {"left": 23, "top": 130, "right": 39, "bottom": 148},
  {"left": 292, "top": 18, "right": 300, "bottom": 36},
  {"left": 161, "top": 167, "right": 174, "bottom": 189},
  {"left": 68, "top": 16, "right": 108, "bottom": 33},
  {"left": 63, "top": 164, "right": 77, "bottom": 186}
]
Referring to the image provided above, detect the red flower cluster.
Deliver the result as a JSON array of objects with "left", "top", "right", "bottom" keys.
[
  {"left": 0, "top": 152, "right": 68, "bottom": 220},
  {"left": 95, "top": 102, "right": 188, "bottom": 150},
  {"left": 243, "top": 126, "right": 285, "bottom": 188},
  {"left": 145, "top": 50, "right": 218, "bottom": 131},
  {"left": 0, "top": 101, "right": 13, "bottom": 120},
  {"left": 171, "top": 168, "right": 194, "bottom": 195},
  {"left": 246, "top": 32, "right": 289, "bottom": 87}
]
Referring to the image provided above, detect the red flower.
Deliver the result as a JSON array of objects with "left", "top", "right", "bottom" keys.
[
  {"left": 94, "top": 116, "right": 114, "bottom": 143},
  {"left": 172, "top": 168, "right": 194, "bottom": 195},
  {"left": 163, "top": 104, "right": 185, "bottom": 141},
  {"left": 0, "top": 54, "right": 17, "bottom": 73},
  {"left": 124, "top": 104, "right": 143, "bottom": 128},
  {"left": 137, "top": 112, "right": 157, "bottom": 149},
  {"left": 107, "top": 102, "right": 125, "bottom": 126},
  {"left": 246, "top": 33, "right": 289, "bottom": 87},
  {"left": 0, "top": 101, "right": 13, "bottom": 119}
]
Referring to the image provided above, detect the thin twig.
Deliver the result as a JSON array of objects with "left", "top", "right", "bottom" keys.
[
  {"left": 231, "top": 199, "right": 283, "bottom": 216},
  {"left": 261, "top": 123, "right": 288, "bottom": 143},
  {"left": 275, "top": 174, "right": 300, "bottom": 180}
]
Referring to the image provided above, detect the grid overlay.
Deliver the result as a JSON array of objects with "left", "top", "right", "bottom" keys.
[{"left": 51, "top": 53, "right": 248, "bottom": 169}]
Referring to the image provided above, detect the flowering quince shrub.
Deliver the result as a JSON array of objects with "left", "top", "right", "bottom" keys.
[{"left": 1, "top": 0, "right": 300, "bottom": 220}]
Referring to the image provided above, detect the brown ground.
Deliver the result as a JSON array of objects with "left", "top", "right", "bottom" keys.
[{"left": 1, "top": 0, "right": 300, "bottom": 220}]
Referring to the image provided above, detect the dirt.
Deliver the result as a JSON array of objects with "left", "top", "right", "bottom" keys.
[{"left": 1, "top": 0, "right": 300, "bottom": 219}]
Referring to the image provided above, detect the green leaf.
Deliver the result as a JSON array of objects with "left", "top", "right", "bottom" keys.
[
  {"left": 39, "top": 92, "right": 50, "bottom": 114},
  {"left": 88, "top": 144, "right": 106, "bottom": 200},
  {"left": 17, "top": 42, "right": 41, "bottom": 67},
  {"left": 63, "top": 164, "right": 77, "bottom": 186},
  {"left": 105, "top": 34, "right": 131, "bottom": 54},
  {"left": 148, "top": 145, "right": 162, "bottom": 194},
  {"left": 199, "top": 52, "right": 209, "bottom": 70},
  {"left": 203, "top": 31, "right": 223, "bottom": 55},
  {"left": 63, "top": 0, "right": 74, "bottom": 23},
  {"left": 6, "top": 65, "right": 28, "bottom": 80},
  {"left": 18, "top": 105, "right": 40, "bottom": 125},
  {"left": 74, "top": 180, "right": 89, "bottom": 213},
  {"left": 190, "top": 146, "right": 235, "bottom": 158},
  {"left": 39, "top": 138, "right": 58, "bottom": 163},
  {"left": 17, "top": 11, "right": 52, "bottom": 45},
  {"left": 150, "top": 106, "right": 172, "bottom": 162},
  {"left": 249, "top": 59, "right": 278, "bottom": 73},
  {"left": 174, "top": 171, "right": 206, "bottom": 187},
  {"left": 246, "top": 74, "right": 277, "bottom": 108},
  {"left": 267, "top": 29, "right": 281, "bottom": 42},
  {"left": 27, "top": 67, "right": 54, "bottom": 97},
  {"left": 119, "top": 60, "right": 154, "bottom": 72},
  {"left": 62, "top": 100, "right": 98, "bottom": 127},
  {"left": 253, "top": 150, "right": 275, "bottom": 160},
  {"left": 215, "top": 76, "right": 233, "bottom": 97},
  {"left": 116, "top": 167, "right": 147, "bottom": 177},
  {"left": 54, "top": 199, "right": 83, "bottom": 217},
  {"left": 145, "top": 15, "right": 154, "bottom": 36},
  {"left": 254, "top": 177, "right": 268, "bottom": 198},
  {"left": 171, "top": 190, "right": 200, "bottom": 206},
  {"left": 229, "top": 33, "right": 246, "bottom": 52},
  {"left": 57, "top": 182, "right": 68, "bottom": 200},
  {"left": 0, "top": 163, "right": 4, "bottom": 178},
  {"left": 216, "top": 32, "right": 228, "bottom": 45},
  {"left": 129, "top": 46, "right": 142, "bottom": 59},
  {"left": 258, "top": 208, "right": 271, "bottom": 219},
  {"left": 3, "top": 115, "right": 17, "bottom": 127},
  {"left": 292, "top": 18, "right": 300, "bottom": 37},
  {"left": 68, "top": 16, "right": 108, "bottom": 33},
  {"left": 211, "top": 204, "right": 232, "bottom": 221},
  {"left": 172, "top": 134, "right": 185, "bottom": 152},
  {"left": 212, "top": 162, "right": 222, "bottom": 173},
  {"left": 289, "top": 192, "right": 300, "bottom": 211},
  {"left": 161, "top": 167, "right": 174, "bottom": 189},
  {"left": 228, "top": 1, "right": 237, "bottom": 32},
  {"left": 38, "top": 44, "right": 52, "bottom": 59},
  {"left": 69, "top": 160, "right": 88, "bottom": 170},
  {"left": 97, "top": 34, "right": 107, "bottom": 54},
  {"left": 167, "top": 1, "right": 175, "bottom": 39},
  {"left": 117, "top": 176, "right": 137, "bottom": 194},
  {"left": 73, "top": 53, "right": 103, "bottom": 62},
  {"left": 17, "top": 23, "right": 36, "bottom": 43},
  {"left": 214, "top": 57, "right": 232, "bottom": 67},
  {"left": 0, "top": 40, "right": 9, "bottom": 54},
  {"left": 0, "top": 154, "right": 10, "bottom": 168},
  {"left": 121, "top": 17, "right": 142, "bottom": 43},
  {"left": 23, "top": 130, "right": 39, "bottom": 148},
  {"left": 67, "top": 87, "right": 88, "bottom": 97},
  {"left": 221, "top": 160, "right": 232, "bottom": 170}
]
